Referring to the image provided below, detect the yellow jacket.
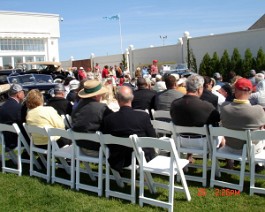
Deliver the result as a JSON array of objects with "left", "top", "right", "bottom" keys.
[{"left": 26, "top": 106, "right": 65, "bottom": 145}]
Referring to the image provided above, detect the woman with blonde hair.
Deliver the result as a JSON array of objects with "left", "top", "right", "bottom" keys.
[{"left": 26, "top": 89, "right": 71, "bottom": 148}]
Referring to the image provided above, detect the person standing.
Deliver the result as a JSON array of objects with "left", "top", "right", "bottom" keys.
[{"left": 150, "top": 59, "right": 159, "bottom": 78}]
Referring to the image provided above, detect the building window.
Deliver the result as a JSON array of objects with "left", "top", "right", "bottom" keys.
[
  {"left": 0, "top": 38, "right": 45, "bottom": 51},
  {"left": 2, "top": 56, "right": 12, "bottom": 69}
]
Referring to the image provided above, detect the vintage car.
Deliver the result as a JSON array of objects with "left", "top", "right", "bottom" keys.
[
  {"left": 20, "top": 61, "right": 69, "bottom": 81},
  {"left": 7, "top": 74, "right": 58, "bottom": 102},
  {"left": 0, "top": 61, "right": 69, "bottom": 85}
]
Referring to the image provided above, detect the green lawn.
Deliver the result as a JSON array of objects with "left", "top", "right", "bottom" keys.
[{"left": 0, "top": 160, "right": 264, "bottom": 211}]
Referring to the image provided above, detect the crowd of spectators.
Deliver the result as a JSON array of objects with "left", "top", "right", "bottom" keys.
[{"left": 1, "top": 58, "right": 265, "bottom": 172}]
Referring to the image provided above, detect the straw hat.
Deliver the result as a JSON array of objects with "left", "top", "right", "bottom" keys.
[{"left": 78, "top": 80, "right": 108, "bottom": 98}]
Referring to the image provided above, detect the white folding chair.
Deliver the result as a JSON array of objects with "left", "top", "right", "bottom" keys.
[
  {"left": 131, "top": 135, "right": 191, "bottom": 212},
  {"left": 0, "top": 123, "right": 40, "bottom": 175},
  {"left": 71, "top": 130, "right": 104, "bottom": 196},
  {"left": 248, "top": 129, "right": 265, "bottom": 195},
  {"left": 151, "top": 109, "right": 171, "bottom": 122},
  {"left": 47, "top": 128, "right": 75, "bottom": 189},
  {"left": 99, "top": 133, "right": 137, "bottom": 203},
  {"left": 209, "top": 125, "right": 249, "bottom": 192},
  {"left": 172, "top": 124, "right": 210, "bottom": 187},
  {"left": 151, "top": 119, "right": 173, "bottom": 138},
  {"left": 61, "top": 114, "right": 72, "bottom": 129},
  {"left": 23, "top": 123, "right": 51, "bottom": 183}
]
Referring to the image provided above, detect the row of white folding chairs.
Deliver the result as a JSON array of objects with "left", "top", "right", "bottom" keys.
[
  {"left": 1, "top": 123, "right": 191, "bottom": 212},
  {"left": 151, "top": 119, "right": 265, "bottom": 195}
]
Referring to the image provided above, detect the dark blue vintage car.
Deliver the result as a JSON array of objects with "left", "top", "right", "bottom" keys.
[{"left": 7, "top": 74, "right": 58, "bottom": 91}]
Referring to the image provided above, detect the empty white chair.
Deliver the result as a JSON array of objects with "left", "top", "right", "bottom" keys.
[
  {"left": 151, "top": 119, "right": 172, "bottom": 138},
  {"left": 209, "top": 125, "right": 249, "bottom": 192},
  {"left": 23, "top": 123, "right": 51, "bottom": 183},
  {"left": 131, "top": 135, "right": 191, "bottom": 212},
  {"left": 248, "top": 129, "right": 265, "bottom": 195},
  {"left": 99, "top": 133, "right": 137, "bottom": 203},
  {"left": 172, "top": 124, "right": 210, "bottom": 187},
  {"left": 0, "top": 123, "right": 40, "bottom": 175},
  {"left": 71, "top": 130, "right": 104, "bottom": 196},
  {"left": 151, "top": 109, "right": 171, "bottom": 122},
  {"left": 47, "top": 127, "right": 75, "bottom": 189}
]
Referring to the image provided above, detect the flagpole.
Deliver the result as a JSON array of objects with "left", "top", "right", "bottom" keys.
[{"left": 118, "top": 13, "right": 123, "bottom": 53}]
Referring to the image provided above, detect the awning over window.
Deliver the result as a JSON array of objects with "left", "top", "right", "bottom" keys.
[{"left": 0, "top": 32, "right": 51, "bottom": 38}]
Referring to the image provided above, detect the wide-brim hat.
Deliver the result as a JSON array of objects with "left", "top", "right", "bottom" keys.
[{"left": 78, "top": 80, "right": 108, "bottom": 98}]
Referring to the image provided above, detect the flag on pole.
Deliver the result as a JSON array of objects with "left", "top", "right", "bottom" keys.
[{"left": 103, "top": 14, "right": 120, "bottom": 21}]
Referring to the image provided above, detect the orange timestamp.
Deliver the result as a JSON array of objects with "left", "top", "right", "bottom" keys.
[{"left": 197, "top": 188, "right": 240, "bottom": 197}]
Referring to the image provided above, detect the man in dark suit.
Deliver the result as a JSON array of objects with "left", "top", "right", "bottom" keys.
[
  {"left": 0, "top": 84, "right": 28, "bottom": 151},
  {"left": 132, "top": 77, "right": 156, "bottom": 113},
  {"left": 102, "top": 85, "right": 156, "bottom": 172},
  {"left": 46, "top": 84, "right": 72, "bottom": 115}
]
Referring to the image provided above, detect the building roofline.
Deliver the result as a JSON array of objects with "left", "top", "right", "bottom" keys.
[{"left": 0, "top": 10, "right": 59, "bottom": 18}]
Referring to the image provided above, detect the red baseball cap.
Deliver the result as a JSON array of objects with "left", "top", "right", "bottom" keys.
[
  {"left": 153, "top": 59, "right": 158, "bottom": 63},
  {"left": 234, "top": 78, "right": 252, "bottom": 91}
]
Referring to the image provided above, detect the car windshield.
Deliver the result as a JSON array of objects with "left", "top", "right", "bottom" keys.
[{"left": 7, "top": 74, "right": 53, "bottom": 85}]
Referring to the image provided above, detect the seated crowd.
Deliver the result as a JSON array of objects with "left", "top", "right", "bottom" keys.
[{"left": 1, "top": 62, "right": 265, "bottom": 175}]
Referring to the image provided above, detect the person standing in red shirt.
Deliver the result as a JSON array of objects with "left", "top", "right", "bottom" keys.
[
  {"left": 102, "top": 65, "right": 110, "bottom": 79},
  {"left": 78, "top": 67, "right": 87, "bottom": 81},
  {"left": 151, "top": 59, "right": 159, "bottom": 78}
]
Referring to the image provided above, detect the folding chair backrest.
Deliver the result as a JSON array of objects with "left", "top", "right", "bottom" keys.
[
  {"left": 172, "top": 124, "right": 211, "bottom": 153},
  {"left": 246, "top": 129, "right": 265, "bottom": 158},
  {"left": 131, "top": 135, "right": 181, "bottom": 170},
  {"left": 23, "top": 123, "right": 48, "bottom": 138},
  {"left": 151, "top": 109, "right": 171, "bottom": 121},
  {"left": 151, "top": 119, "right": 173, "bottom": 136},
  {"left": 47, "top": 128, "right": 73, "bottom": 149},
  {"left": 61, "top": 114, "right": 72, "bottom": 129},
  {"left": 71, "top": 130, "right": 100, "bottom": 144},
  {"left": 99, "top": 133, "right": 134, "bottom": 154},
  {"left": 209, "top": 125, "right": 251, "bottom": 160}
]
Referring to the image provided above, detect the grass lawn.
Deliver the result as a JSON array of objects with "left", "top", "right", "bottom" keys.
[{"left": 0, "top": 159, "right": 264, "bottom": 211}]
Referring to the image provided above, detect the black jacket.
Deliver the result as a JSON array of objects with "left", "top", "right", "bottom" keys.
[
  {"left": 71, "top": 98, "right": 113, "bottom": 150},
  {"left": 0, "top": 98, "right": 29, "bottom": 149},
  {"left": 102, "top": 106, "right": 156, "bottom": 172},
  {"left": 47, "top": 97, "right": 72, "bottom": 115}
]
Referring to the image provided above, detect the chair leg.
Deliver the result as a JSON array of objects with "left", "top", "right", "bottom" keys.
[
  {"left": 168, "top": 173, "right": 174, "bottom": 212},
  {"left": 210, "top": 154, "right": 217, "bottom": 188},
  {"left": 202, "top": 151, "right": 207, "bottom": 187},
  {"left": 76, "top": 158, "right": 80, "bottom": 191},
  {"left": 250, "top": 159, "right": 255, "bottom": 195}
]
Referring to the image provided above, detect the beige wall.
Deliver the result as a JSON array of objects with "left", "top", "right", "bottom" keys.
[{"left": 61, "top": 28, "right": 265, "bottom": 75}]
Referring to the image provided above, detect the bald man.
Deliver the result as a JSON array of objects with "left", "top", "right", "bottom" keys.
[{"left": 102, "top": 86, "right": 156, "bottom": 172}]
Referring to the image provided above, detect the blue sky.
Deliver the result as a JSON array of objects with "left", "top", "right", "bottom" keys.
[{"left": 1, "top": 0, "right": 265, "bottom": 61}]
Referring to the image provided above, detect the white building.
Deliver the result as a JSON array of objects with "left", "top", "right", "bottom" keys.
[{"left": 0, "top": 10, "right": 60, "bottom": 69}]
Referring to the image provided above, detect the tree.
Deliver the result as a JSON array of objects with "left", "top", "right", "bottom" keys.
[
  {"left": 219, "top": 50, "right": 230, "bottom": 80},
  {"left": 211, "top": 52, "right": 219, "bottom": 77},
  {"left": 242, "top": 48, "right": 253, "bottom": 77},
  {"left": 230, "top": 48, "right": 243, "bottom": 76},
  {"left": 188, "top": 48, "right": 197, "bottom": 73},
  {"left": 199, "top": 53, "right": 212, "bottom": 76},
  {"left": 256, "top": 48, "right": 265, "bottom": 71}
]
